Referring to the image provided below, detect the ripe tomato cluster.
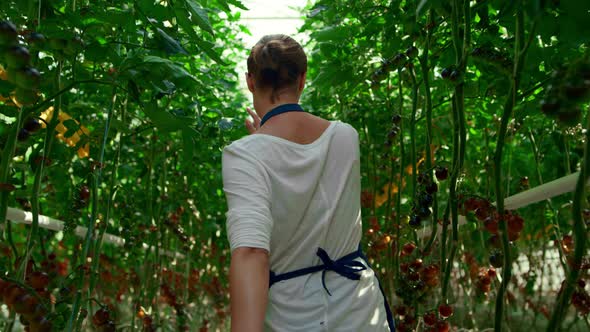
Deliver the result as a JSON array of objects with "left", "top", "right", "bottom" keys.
[
  {"left": 421, "top": 304, "right": 454, "bottom": 332},
  {"left": 164, "top": 206, "right": 191, "bottom": 251},
  {"left": 464, "top": 252, "right": 496, "bottom": 295},
  {"left": 554, "top": 235, "right": 590, "bottom": 316},
  {"left": 571, "top": 280, "right": 590, "bottom": 316},
  {"left": 136, "top": 305, "right": 156, "bottom": 332},
  {"left": 73, "top": 185, "right": 91, "bottom": 209},
  {"left": 91, "top": 307, "right": 116, "bottom": 331},
  {"left": 393, "top": 242, "right": 443, "bottom": 331},
  {"left": 460, "top": 196, "right": 526, "bottom": 268},
  {"left": 361, "top": 190, "right": 374, "bottom": 209},
  {"left": 160, "top": 283, "right": 189, "bottom": 331},
  {"left": 0, "top": 275, "right": 52, "bottom": 332}
]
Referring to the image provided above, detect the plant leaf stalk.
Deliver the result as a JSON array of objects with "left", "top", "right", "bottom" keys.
[
  {"left": 409, "top": 67, "right": 419, "bottom": 200},
  {"left": 421, "top": 10, "right": 438, "bottom": 254},
  {"left": 66, "top": 88, "right": 117, "bottom": 331},
  {"left": 89, "top": 90, "right": 123, "bottom": 295},
  {"left": 0, "top": 107, "right": 24, "bottom": 251},
  {"left": 493, "top": 7, "right": 534, "bottom": 331},
  {"left": 394, "top": 68, "right": 405, "bottom": 291},
  {"left": 18, "top": 82, "right": 62, "bottom": 281},
  {"left": 442, "top": 0, "right": 469, "bottom": 300}
]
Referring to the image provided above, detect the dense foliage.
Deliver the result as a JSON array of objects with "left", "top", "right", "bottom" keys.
[
  {"left": 0, "top": 0, "right": 589, "bottom": 331},
  {"left": 300, "top": 0, "right": 590, "bottom": 331},
  {"left": 0, "top": 0, "right": 249, "bottom": 331}
]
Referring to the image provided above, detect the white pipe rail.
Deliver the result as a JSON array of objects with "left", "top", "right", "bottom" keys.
[
  {"left": 418, "top": 171, "right": 585, "bottom": 239},
  {"left": 4, "top": 207, "right": 185, "bottom": 259}
]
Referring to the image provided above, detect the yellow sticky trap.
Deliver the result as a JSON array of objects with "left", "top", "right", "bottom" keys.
[
  {"left": 40, "top": 107, "right": 90, "bottom": 159},
  {"left": 0, "top": 66, "right": 7, "bottom": 81},
  {"left": 375, "top": 178, "right": 406, "bottom": 208}
]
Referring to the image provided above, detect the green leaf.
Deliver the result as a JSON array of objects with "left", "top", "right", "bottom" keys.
[
  {"left": 193, "top": 38, "right": 226, "bottom": 65},
  {"left": 174, "top": 3, "right": 227, "bottom": 65},
  {"left": 312, "top": 26, "right": 347, "bottom": 42},
  {"left": 227, "top": 0, "right": 248, "bottom": 10},
  {"left": 143, "top": 101, "right": 195, "bottom": 133},
  {"left": 154, "top": 28, "right": 188, "bottom": 55},
  {"left": 416, "top": 0, "right": 444, "bottom": 16},
  {"left": 185, "top": 0, "right": 214, "bottom": 35}
]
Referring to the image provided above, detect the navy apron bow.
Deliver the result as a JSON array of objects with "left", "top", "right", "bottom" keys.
[{"left": 315, "top": 248, "right": 367, "bottom": 296}]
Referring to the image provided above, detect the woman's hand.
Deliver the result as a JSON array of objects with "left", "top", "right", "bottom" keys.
[{"left": 245, "top": 107, "right": 261, "bottom": 134}]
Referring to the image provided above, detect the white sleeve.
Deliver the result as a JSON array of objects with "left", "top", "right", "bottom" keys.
[{"left": 222, "top": 144, "right": 273, "bottom": 252}]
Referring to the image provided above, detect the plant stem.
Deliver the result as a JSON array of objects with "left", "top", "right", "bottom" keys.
[
  {"left": 394, "top": 68, "right": 405, "bottom": 290},
  {"left": 410, "top": 68, "right": 419, "bottom": 201},
  {"left": 0, "top": 108, "right": 24, "bottom": 246},
  {"left": 493, "top": 8, "right": 532, "bottom": 332},
  {"left": 422, "top": 10, "right": 438, "bottom": 254},
  {"left": 546, "top": 112, "right": 589, "bottom": 330},
  {"left": 89, "top": 89, "right": 120, "bottom": 294}
]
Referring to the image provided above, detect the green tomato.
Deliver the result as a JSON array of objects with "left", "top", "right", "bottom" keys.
[
  {"left": 15, "top": 87, "right": 39, "bottom": 106},
  {"left": 48, "top": 38, "right": 67, "bottom": 51},
  {"left": 63, "top": 35, "right": 83, "bottom": 56},
  {"left": 15, "top": 67, "right": 41, "bottom": 90}
]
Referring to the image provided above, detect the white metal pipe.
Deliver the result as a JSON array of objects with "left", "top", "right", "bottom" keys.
[
  {"left": 5, "top": 207, "right": 184, "bottom": 259},
  {"left": 418, "top": 171, "right": 585, "bottom": 239}
]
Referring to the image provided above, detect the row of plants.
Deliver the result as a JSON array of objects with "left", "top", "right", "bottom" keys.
[
  {"left": 300, "top": 0, "right": 589, "bottom": 331},
  {"left": 0, "top": 0, "right": 250, "bottom": 330}
]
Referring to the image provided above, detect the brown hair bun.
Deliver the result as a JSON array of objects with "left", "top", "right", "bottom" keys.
[{"left": 247, "top": 34, "right": 307, "bottom": 103}]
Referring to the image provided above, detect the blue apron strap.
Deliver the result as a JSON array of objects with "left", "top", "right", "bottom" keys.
[{"left": 260, "top": 103, "right": 305, "bottom": 127}]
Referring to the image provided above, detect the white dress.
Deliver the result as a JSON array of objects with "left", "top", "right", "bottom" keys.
[{"left": 222, "top": 120, "right": 392, "bottom": 331}]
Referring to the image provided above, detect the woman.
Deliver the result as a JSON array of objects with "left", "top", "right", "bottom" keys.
[{"left": 222, "top": 34, "right": 395, "bottom": 332}]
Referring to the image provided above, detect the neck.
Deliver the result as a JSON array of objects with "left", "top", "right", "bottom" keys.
[{"left": 254, "top": 95, "right": 300, "bottom": 118}]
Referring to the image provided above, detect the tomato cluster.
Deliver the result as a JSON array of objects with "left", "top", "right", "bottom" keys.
[
  {"left": 136, "top": 305, "right": 156, "bottom": 332},
  {"left": 0, "top": 276, "right": 52, "bottom": 332},
  {"left": 440, "top": 66, "right": 461, "bottom": 83},
  {"left": 394, "top": 242, "right": 442, "bottom": 331},
  {"left": 361, "top": 190, "right": 374, "bottom": 209},
  {"left": 470, "top": 46, "right": 513, "bottom": 74},
  {"left": 0, "top": 21, "right": 42, "bottom": 106},
  {"left": 408, "top": 167, "right": 448, "bottom": 229},
  {"left": 160, "top": 283, "right": 189, "bottom": 331},
  {"left": 540, "top": 57, "right": 590, "bottom": 127},
  {"left": 460, "top": 196, "right": 525, "bottom": 268},
  {"left": 371, "top": 46, "right": 418, "bottom": 89},
  {"left": 164, "top": 206, "right": 191, "bottom": 252},
  {"left": 385, "top": 113, "right": 402, "bottom": 149},
  {"left": 91, "top": 307, "right": 116, "bottom": 331},
  {"left": 464, "top": 252, "right": 496, "bottom": 296},
  {"left": 553, "top": 235, "right": 590, "bottom": 316},
  {"left": 73, "top": 185, "right": 91, "bottom": 210}
]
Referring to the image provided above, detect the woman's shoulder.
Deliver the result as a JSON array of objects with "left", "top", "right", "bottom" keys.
[{"left": 223, "top": 120, "right": 358, "bottom": 154}]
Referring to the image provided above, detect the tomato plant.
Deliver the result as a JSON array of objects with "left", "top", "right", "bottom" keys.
[
  {"left": 301, "top": 0, "right": 590, "bottom": 331},
  {"left": 1, "top": 0, "right": 248, "bottom": 331}
]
